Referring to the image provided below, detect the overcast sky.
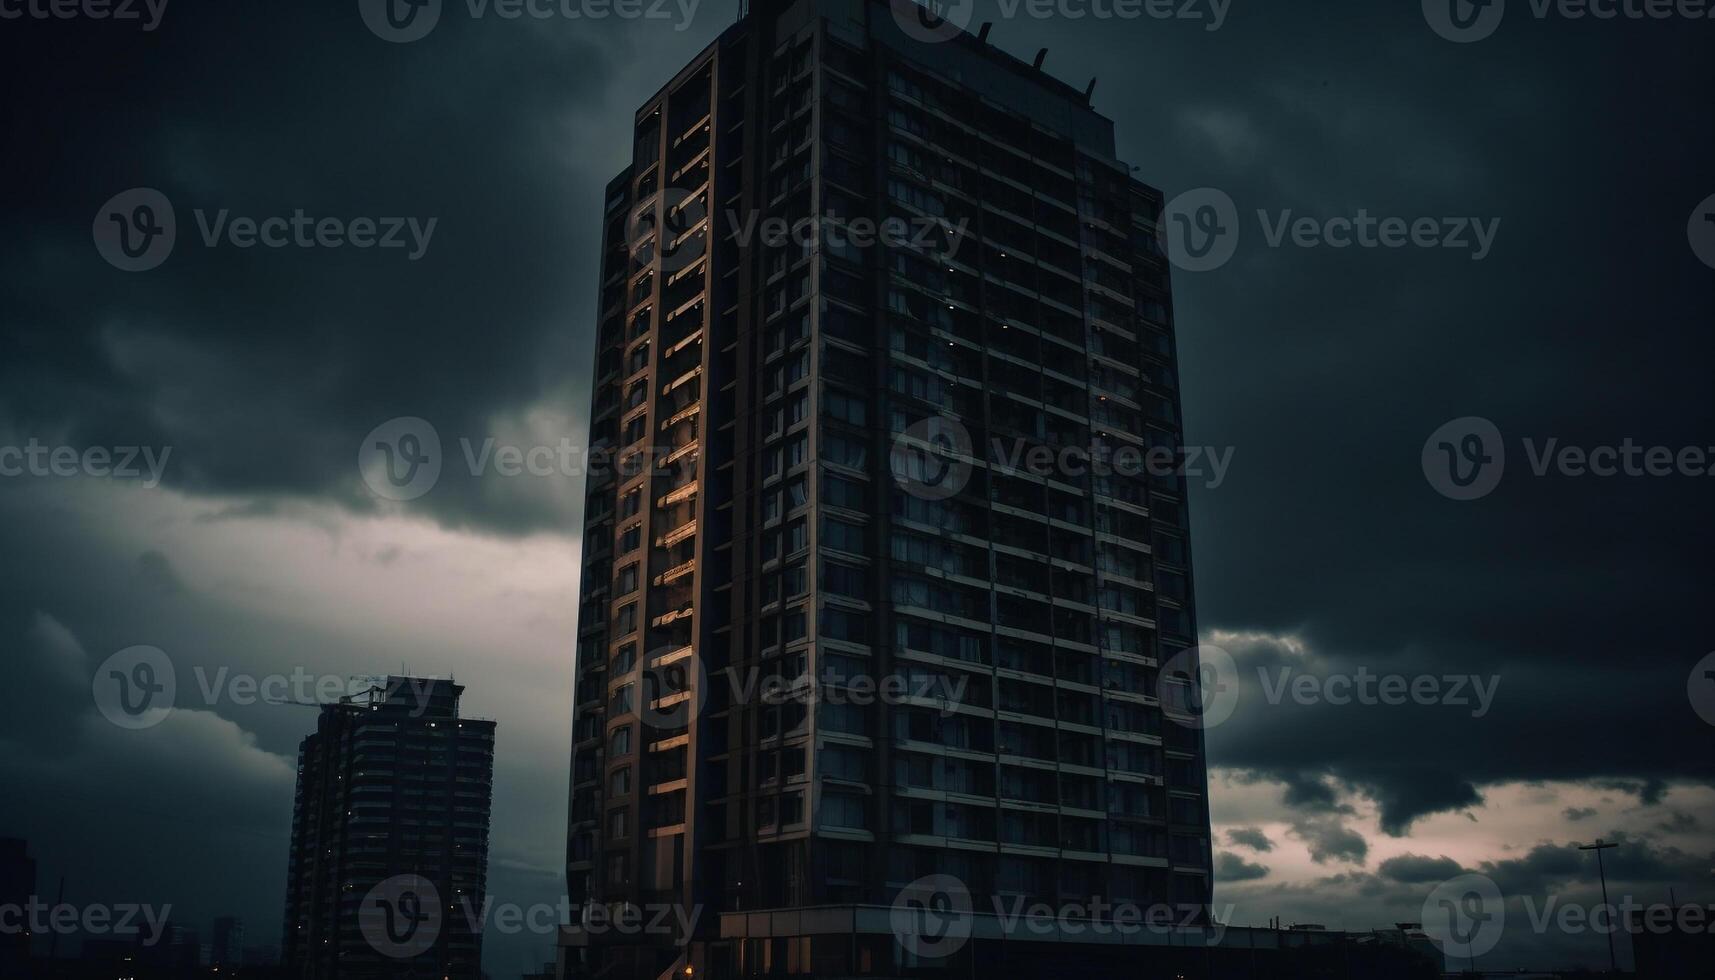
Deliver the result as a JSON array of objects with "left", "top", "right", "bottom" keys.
[{"left": 2, "top": 0, "right": 1712, "bottom": 976}]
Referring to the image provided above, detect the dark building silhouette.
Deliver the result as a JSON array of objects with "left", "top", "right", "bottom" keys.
[
  {"left": 282, "top": 677, "right": 495, "bottom": 979},
  {"left": 211, "top": 915, "right": 245, "bottom": 969},
  {"left": 564, "top": 1, "right": 1214, "bottom": 976},
  {"left": 0, "top": 838, "right": 35, "bottom": 969},
  {"left": 146, "top": 925, "right": 202, "bottom": 972},
  {"left": 1628, "top": 902, "right": 1715, "bottom": 979}
]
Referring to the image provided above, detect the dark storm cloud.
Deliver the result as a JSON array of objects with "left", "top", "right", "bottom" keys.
[
  {"left": 1215, "top": 852, "right": 1269, "bottom": 882},
  {"left": 1565, "top": 806, "right": 1597, "bottom": 822},
  {"left": 0, "top": 479, "right": 580, "bottom": 975},
  {"left": 134, "top": 549, "right": 185, "bottom": 594},
  {"left": 0, "top": 612, "right": 97, "bottom": 757},
  {"left": 1018, "top": 0, "right": 1715, "bottom": 832},
  {"left": 1, "top": 5, "right": 703, "bottom": 971},
  {"left": 1342, "top": 765, "right": 1485, "bottom": 836},
  {"left": 1476, "top": 835, "right": 1714, "bottom": 899},
  {"left": 1226, "top": 826, "right": 1275, "bottom": 852},
  {"left": 1378, "top": 853, "right": 1463, "bottom": 884},
  {"left": 1289, "top": 815, "right": 1368, "bottom": 866},
  {"left": 1657, "top": 811, "right": 1699, "bottom": 833},
  {"left": 0, "top": 0, "right": 669, "bottom": 536},
  {"left": 1205, "top": 624, "right": 1711, "bottom": 832},
  {"left": 1228, "top": 766, "right": 1352, "bottom": 813},
  {"left": 1597, "top": 778, "right": 1669, "bottom": 806},
  {"left": 0, "top": 608, "right": 297, "bottom": 936}
]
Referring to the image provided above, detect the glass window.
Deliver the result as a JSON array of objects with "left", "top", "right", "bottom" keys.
[{"left": 610, "top": 726, "right": 633, "bottom": 757}]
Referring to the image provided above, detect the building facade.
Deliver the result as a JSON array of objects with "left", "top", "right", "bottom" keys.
[
  {"left": 566, "top": 1, "right": 1212, "bottom": 975},
  {"left": 282, "top": 678, "right": 495, "bottom": 979}
]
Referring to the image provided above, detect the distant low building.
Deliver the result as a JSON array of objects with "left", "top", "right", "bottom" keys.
[
  {"left": 212, "top": 915, "right": 245, "bottom": 968},
  {"left": 0, "top": 838, "right": 34, "bottom": 968},
  {"left": 1365, "top": 921, "right": 1441, "bottom": 966},
  {"left": 1628, "top": 902, "right": 1715, "bottom": 979}
]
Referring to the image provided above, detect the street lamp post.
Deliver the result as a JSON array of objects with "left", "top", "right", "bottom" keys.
[{"left": 1577, "top": 839, "right": 1620, "bottom": 974}]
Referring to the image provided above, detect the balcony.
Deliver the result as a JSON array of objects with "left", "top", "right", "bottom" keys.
[
  {"left": 654, "top": 559, "right": 695, "bottom": 587},
  {"left": 650, "top": 645, "right": 693, "bottom": 669},
  {"left": 656, "top": 517, "right": 696, "bottom": 550},
  {"left": 656, "top": 481, "right": 697, "bottom": 509}
]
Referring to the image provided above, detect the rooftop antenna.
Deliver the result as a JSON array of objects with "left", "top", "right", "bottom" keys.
[
  {"left": 1032, "top": 48, "right": 1047, "bottom": 69},
  {"left": 48, "top": 875, "right": 65, "bottom": 960},
  {"left": 976, "top": 22, "right": 992, "bottom": 42},
  {"left": 1084, "top": 77, "right": 1097, "bottom": 101},
  {"left": 1577, "top": 839, "right": 1621, "bottom": 975}
]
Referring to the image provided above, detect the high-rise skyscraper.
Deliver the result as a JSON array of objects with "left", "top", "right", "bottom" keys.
[
  {"left": 283, "top": 677, "right": 496, "bottom": 979},
  {"left": 566, "top": 1, "right": 1211, "bottom": 975}
]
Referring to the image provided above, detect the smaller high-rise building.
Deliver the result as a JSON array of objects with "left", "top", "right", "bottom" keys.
[{"left": 282, "top": 677, "right": 496, "bottom": 980}]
